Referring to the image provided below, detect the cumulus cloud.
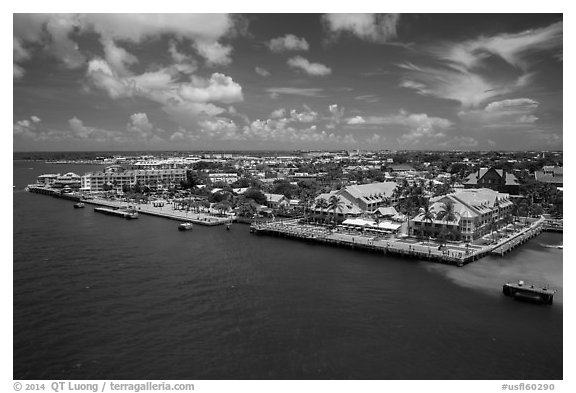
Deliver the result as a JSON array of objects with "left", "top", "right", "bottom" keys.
[
  {"left": 287, "top": 56, "right": 332, "bottom": 76},
  {"left": 270, "top": 108, "right": 286, "bottom": 118},
  {"left": 85, "top": 57, "right": 244, "bottom": 126},
  {"left": 193, "top": 40, "right": 232, "bottom": 66},
  {"left": 268, "top": 34, "right": 310, "bottom": 52},
  {"left": 399, "top": 21, "right": 562, "bottom": 108},
  {"left": 346, "top": 116, "right": 366, "bottom": 125},
  {"left": 289, "top": 108, "right": 318, "bottom": 123},
  {"left": 13, "top": 116, "right": 41, "bottom": 139},
  {"left": 13, "top": 14, "right": 237, "bottom": 76},
  {"left": 255, "top": 66, "right": 270, "bottom": 77},
  {"left": 322, "top": 13, "right": 400, "bottom": 43},
  {"left": 127, "top": 113, "right": 155, "bottom": 139}
]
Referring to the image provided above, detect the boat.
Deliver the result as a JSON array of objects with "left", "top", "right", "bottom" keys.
[
  {"left": 226, "top": 223, "right": 231, "bottom": 230},
  {"left": 502, "top": 280, "right": 555, "bottom": 305},
  {"left": 178, "top": 222, "right": 194, "bottom": 231},
  {"left": 73, "top": 202, "right": 86, "bottom": 209}
]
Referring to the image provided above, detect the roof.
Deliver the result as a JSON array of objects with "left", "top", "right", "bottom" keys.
[
  {"left": 373, "top": 206, "right": 398, "bottom": 216},
  {"left": 342, "top": 218, "right": 401, "bottom": 231},
  {"left": 464, "top": 168, "right": 519, "bottom": 186},
  {"left": 389, "top": 164, "right": 415, "bottom": 171},
  {"left": 314, "top": 192, "right": 363, "bottom": 215},
  {"left": 264, "top": 193, "right": 286, "bottom": 203},
  {"left": 342, "top": 181, "right": 397, "bottom": 202},
  {"left": 535, "top": 171, "right": 563, "bottom": 185}
]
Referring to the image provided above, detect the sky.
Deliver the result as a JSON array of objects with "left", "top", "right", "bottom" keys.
[{"left": 12, "top": 13, "right": 563, "bottom": 151}]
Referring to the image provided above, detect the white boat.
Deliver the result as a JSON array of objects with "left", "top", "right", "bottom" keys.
[{"left": 178, "top": 222, "right": 194, "bottom": 231}]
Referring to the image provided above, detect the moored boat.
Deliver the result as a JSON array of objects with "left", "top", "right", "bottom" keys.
[
  {"left": 178, "top": 222, "right": 194, "bottom": 231},
  {"left": 502, "top": 280, "right": 555, "bottom": 305}
]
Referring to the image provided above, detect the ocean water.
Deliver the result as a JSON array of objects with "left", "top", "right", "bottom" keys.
[{"left": 13, "top": 161, "right": 563, "bottom": 380}]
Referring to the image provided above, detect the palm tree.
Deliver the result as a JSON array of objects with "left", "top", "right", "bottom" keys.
[
  {"left": 437, "top": 200, "right": 460, "bottom": 223},
  {"left": 315, "top": 198, "right": 329, "bottom": 222},
  {"left": 328, "top": 195, "right": 344, "bottom": 225},
  {"left": 416, "top": 199, "right": 435, "bottom": 239}
]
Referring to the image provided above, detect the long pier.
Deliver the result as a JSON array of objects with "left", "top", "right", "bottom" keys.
[{"left": 251, "top": 216, "right": 546, "bottom": 266}]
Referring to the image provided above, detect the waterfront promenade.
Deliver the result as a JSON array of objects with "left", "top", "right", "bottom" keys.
[
  {"left": 25, "top": 186, "right": 232, "bottom": 226},
  {"left": 251, "top": 216, "right": 545, "bottom": 266},
  {"left": 84, "top": 197, "right": 232, "bottom": 226}
]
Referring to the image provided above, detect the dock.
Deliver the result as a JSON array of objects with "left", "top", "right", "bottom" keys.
[
  {"left": 25, "top": 185, "right": 232, "bottom": 226},
  {"left": 94, "top": 206, "right": 138, "bottom": 219},
  {"left": 251, "top": 216, "right": 546, "bottom": 266},
  {"left": 503, "top": 280, "right": 555, "bottom": 304},
  {"left": 542, "top": 218, "right": 562, "bottom": 232}
]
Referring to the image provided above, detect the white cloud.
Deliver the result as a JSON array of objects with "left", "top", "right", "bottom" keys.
[
  {"left": 270, "top": 108, "right": 286, "bottom": 118},
  {"left": 101, "top": 38, "right": 138, "bottom": 76},
  {"left": 266, "top": 87, "right": 325, "bottom": 98},
  {"left": 85, "top": 58, "right": 243, "bottom": 127},
  {"left": 287, "top": 56, "right": 332, "bottom": 76},
  {"left": 268, "top": 34, "right": 310, "bottom": 52},
  {"left": 399, "top": 62, "right": 530, "bottom": 108},
  {"left": 179, "top": 73, "right": 243, "bottom": 104},
  {"left": 13, "top": 14, "right": 238, "bottom": 74},
  {"left": 289, "top": 109, "right": 318, "bottom": 123},
  {"left": 69, "top": 117, "right": 92, "bottom": 139},
  {"left": 127, "top": 113, "right": 155, "bottom": 139},
  {"left": 435, "top": 21, "right": 563, "bottom": 71},
  {"left": 13, "top": 117, "right": 40, "bottom": 138},
  {"left": 346, "top": 116, "right": 366, "bottom": 125},
  {"left": 255, "top": 67, "right": 270, "bottom": 77},
  {"left": 438, "top": 136, "right": 479, "bottom": 148},
  {"left": 14, "top": 64, "right": 25, "bottom": 80},
  {"left": 193, "top": 40, "right": 232, "bottom": 66},
  {"left": 459, "top": 98, "right": 540, "bottom": 127},
  {"left": 399, "top": 21, "right": 562, "bottom": 108},
  {"left": 322, "top": 13, "right": 400, "bottom": 43}
]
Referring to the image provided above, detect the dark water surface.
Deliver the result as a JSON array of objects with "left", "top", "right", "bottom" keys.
[{"left": 13, "top": 161, "right": 563, "bottom": 379}]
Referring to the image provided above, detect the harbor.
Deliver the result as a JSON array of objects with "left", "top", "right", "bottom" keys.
[{"left": 27, "top": 185, "right": 232, "bottom": 226}]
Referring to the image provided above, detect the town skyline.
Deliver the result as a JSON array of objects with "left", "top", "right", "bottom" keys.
[{"left": 14, "top": 13, "right": 563, "bottom": 152}]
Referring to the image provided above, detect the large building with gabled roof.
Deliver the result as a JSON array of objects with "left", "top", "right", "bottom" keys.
[
  {"left": 463, "top": 167, "right": 520, "bottom": 194},
  {"left": 410, "top": 188, "right": 514, "bottom": 242}
]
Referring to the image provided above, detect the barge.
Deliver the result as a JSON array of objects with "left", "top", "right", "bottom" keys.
[
  {"left": 94, "top": 206, "right": 138, "bottom": 219},
  {"left": 502, "top": 280, "right": 555, "bottom": 305}
]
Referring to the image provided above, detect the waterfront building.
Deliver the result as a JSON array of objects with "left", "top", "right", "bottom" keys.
[
  {"left": 410, "top": 188, "right": 514, "bottom": 242},
  {"left": 312, "top": 181, "right": 397, "bottom": 218},
  {"left": 53, "top": 172, "right": 82, "bottom": 189},
  {"left": 208, "top": 173, "right": 239, "bottom": 184},
  {"left": 534, "top": 166, "right": 563, "bottom": 188},
  {"left": 36, "top": 173, "right": 59, "bottom": 186},
  {"left": 263, "top": 193, "right": 289, "bottom": 209},
  {"left": 463, "top": 167, "right": 520, "bottom": 194},
  {"left": 80, "top": 168, "right": 186, "bottom": 192}
]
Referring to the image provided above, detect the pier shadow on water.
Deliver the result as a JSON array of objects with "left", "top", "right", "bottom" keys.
[{"left": 424, "top": 233, "right": 563, "bottom": 305}]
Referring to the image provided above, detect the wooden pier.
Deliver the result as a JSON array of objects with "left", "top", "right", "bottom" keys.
[{"left": 251, "top": 216, "right": 546, "bottom": 266}]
